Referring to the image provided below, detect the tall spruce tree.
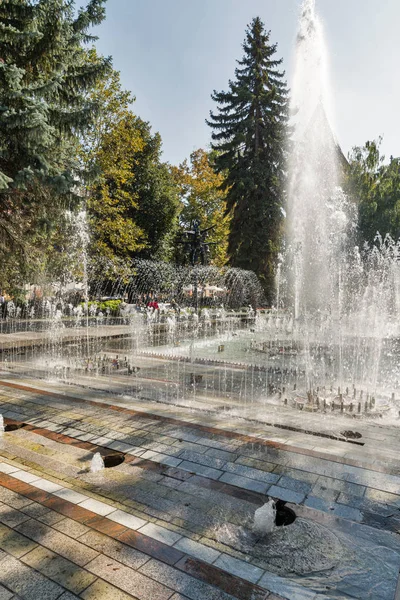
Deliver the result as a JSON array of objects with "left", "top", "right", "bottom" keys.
[
  {"left": 207, "top": 17, "right": 289, "bottom": 302},
  {"left": 0, "top": 0, "right": 110, "bottom": 284}
]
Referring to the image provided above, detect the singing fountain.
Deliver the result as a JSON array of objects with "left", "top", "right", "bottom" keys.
[{"left": 1, "top": 4, "right": 400, "bottom": 600}]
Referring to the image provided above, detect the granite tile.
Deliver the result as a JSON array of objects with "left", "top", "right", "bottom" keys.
[
  {"left": 176, "top": 451, "right": 226, "bottom": 470},
  {"left": 79, "top": 530, "right": 150, "bottom": 570},
  {"left": 331, "top": 503, "right": 363, "bottom": 522},
  {"left": 267, "top": 486, "right": 305, "bottom": 504},
  {"left": 85, "top": 554, "right": 172, "bottom": 600},
  {"left": 139, "top": 558, "right": 237, "bottom": 600},
  {"left": 52, "top": 517, "right": 90, "bottom": 538},
  {"left": 118, "top": 529, "right": 184, "bottom": 566},
  {"left": 21, "top": 546, "right": 96, "bottom": 593},
  {"left": 173, "top": 537, "right": 220, "bottom": 563},
  {"left": 174, "top": 555, "right": 269, "bottom": 600},
  {"left": 0, "top": 584, "right": 14, "bottom": 600},
  {"left": 219, "top": 473, "right": 268, "bottom": 494},
  {"left": 0, "top": 523, "right": 37, "bottom": 558},
  {"left": 0, "top": 552, "right": 64, "bottom": 600},
  {"left": 0, "top": 464, "right": 21, "bottom": 475},
  {"left": 7, "top": 470, "right": 40, "bottom": 483},
  {"left": 20, "top": 502, "right": 65, "bottom": 526},
  {"left": 78, "top": 498, "right": 116, "bottom": 516},
  {"left": 15, "top": 519, "right": 99, "bottom": 566},
  {"left": 138, "top": 523, "right": 182, "bottom": 546},
  {"left": 304, "top": 496, "right": 334, "bottom": 512},
  {"left": 214, "top": 554, "right": 264, "bottom": 584},
  {"left": 81, "top": 579, "right": 138, "bottom": 600},
  {"left": 278, "top": 476, "right": 312, "bottom": 495},
  {"left": 30, "top": 479, "right": 63, "bottom": 493},
  {"left": 108, "top": 509, "right": 147, "bottom": 530},
  {"left": 224, "top": 463, "right": 279, "bottom": 484},
  {"left": 0, "top": 504, "right": 30, "bottom": 528},
  {"left": 53, "top": 488, "right": 89, "bottom": 504}
]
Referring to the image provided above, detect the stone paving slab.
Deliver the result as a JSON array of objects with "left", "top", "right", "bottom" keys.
[
  {"left": 0, "top": 378, "right": 400, "bottom": 598},
  {"left": 0, "top": 471, "right": 283, "bottom": 599}
]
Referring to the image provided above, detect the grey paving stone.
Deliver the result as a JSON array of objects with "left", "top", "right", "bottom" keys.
[
  {"left": 271, "top": 467, "right": 319, "bottom": 484},
  {"left": 364, "top": 488, "right": 400, "bottom": 507},
  {"left": 21, "top": 546, "right": 96, "bottom": 594},
  {"left": 78, "top": 530, "right": 150, "bottom": 570},
  {"left": 214, "top": 554, "right": 264, "bottom": 584},
  {"left": 258, "top": 570, "right": 319, "bottom": 599},
  {"left": 267, "top": 485, "right": 306, "bottom": 504},
  {"left": 224, "top": 462, "right": 279, "bottom": 484},
  {"left": 178, "top": 461, "right": 223, "bottom": 480},
  {"left": 138, "top": 522, "right": 182, "bottom": 545},
  {"left": 176, "top": 450, "right": 226, "bottom": 470},
  {"left": 80, "top": 580, "right": 138, "bottom": 600},
  {"left": 86, "top": 554, "right": 172, "bottom": 600},
  {"left": 0, "top": 505, "right": 30, "bottom": 529},
  {"left": 53, "top": 488, "right": 90, "bottom": 505},
  {"left": 78, "top": 498, "right": 116, "bottom": 516},
  {"left": 0, "top": 584, "right": 14, "bottom": 600},
  {"left": 205, "top": 448, "right": 237, "bottom": 462},
  {"left": 52, "top": 518, "right": 90, "bottom": 539},
  {"left": 331, "top": 503, "right": 363, "bottom": 522},
  {"left": 0, "top": 553, "right": 64, "bottom": 600},
  {"left": 172, "top": 440, "right": 209, "bottom": 454},
  {"left": 140, "top": 450, "right": 181, "bottom": 468},
  {"left": 337, "top": 493, "right": 397, "bottom": 517},
  {"left": 0, "top": 490, "right": 32, "bottom": 510},
  {"left": 278, "top": 476, "right": 312, "bottom": 494},
  {"left": 311, "top": 483, "right": 340, "bottom": 502},
  {"left": 316, "top": 475, "right": 366, "bottom": 498},
  {"left": 107, "top": 441, "right": 137, "bottom": 453},
  {"left": 219, "top": 472, "right": 268, "bottom": 494},
  {"left": 15, "top": 519, "right": 99, "bottom": 566},
  {"left": 173, "top": 537, "right": 221, "bottom": 563},
  {"left": 139, "top": 558, "right": 237, "bottom": 600},
  {"left": 0, "top": 464, "right": 20, "bottom": 475},
  {"left": 57, "top": 593, "right": 81, "bottom": 600},
  {"left": 304, "top": 496, "right": 334, "bottom": 512},
  {"left": 20, "top": 503, "right": 65, "bottom": 526},
  {"left": 29, "top": 479, "right": 63, "bottom": 494}
]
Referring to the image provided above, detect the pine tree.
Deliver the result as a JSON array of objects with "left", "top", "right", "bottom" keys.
[
  {"left": 0, "top": 0, "right": 110, "bottom": 276},
  {"left": 207, "top": 17, "right": 289, "bottom": 302}
]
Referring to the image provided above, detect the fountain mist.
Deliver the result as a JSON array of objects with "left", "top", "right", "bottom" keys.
[{"left": 286, "top": 0, "right": 352, "bottom": 319}]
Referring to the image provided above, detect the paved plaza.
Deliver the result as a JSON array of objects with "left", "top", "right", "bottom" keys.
[{"left": 0, "top": 373, "right": 398, "bottom": 599}]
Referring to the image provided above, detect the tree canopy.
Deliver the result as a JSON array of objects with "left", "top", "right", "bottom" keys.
[
  {"left": 171, "top": 149, "right": 230, "bottom": 267},
  {"left": 83, "top": 64, "right": 180, "bottom": 270},
  {"left": 347, "top": 140, "right": 400, "bottom": 244},
  {"left": 0, "top": 0, "right": 110, "bottom": 287},
  {"left": 207, "top": 17, "right": 290, "bottom": 302}
]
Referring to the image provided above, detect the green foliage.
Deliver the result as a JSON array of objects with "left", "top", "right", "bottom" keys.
[
  {"left": 347, "top": 139, "right": 400, "bottom": 243},
  {"left": 0, "top": 0, "right": 110, "bottom": 287},
  {"left": 207, "top": 17, "right": 289, "bottom": 302},
  {"left": 82, "top": 299, "right": 122, "bottom": 314},
  {"left": 171, "top": 149, "right": 230, "bottom": 266},
  {"left": 132, "top": 121, "right": 180, "bottom": 262},
  {"left": 84, "top": 66, "right": 180, "bottom": 267}
]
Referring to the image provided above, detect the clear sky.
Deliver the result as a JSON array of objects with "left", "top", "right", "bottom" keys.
[{"left": 77, "top": 0, "right": 400, "bottom": 166}]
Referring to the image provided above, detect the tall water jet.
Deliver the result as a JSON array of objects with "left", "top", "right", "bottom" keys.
[{"left": 285, "top": 0, "right": 352, "bottom": 320}]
